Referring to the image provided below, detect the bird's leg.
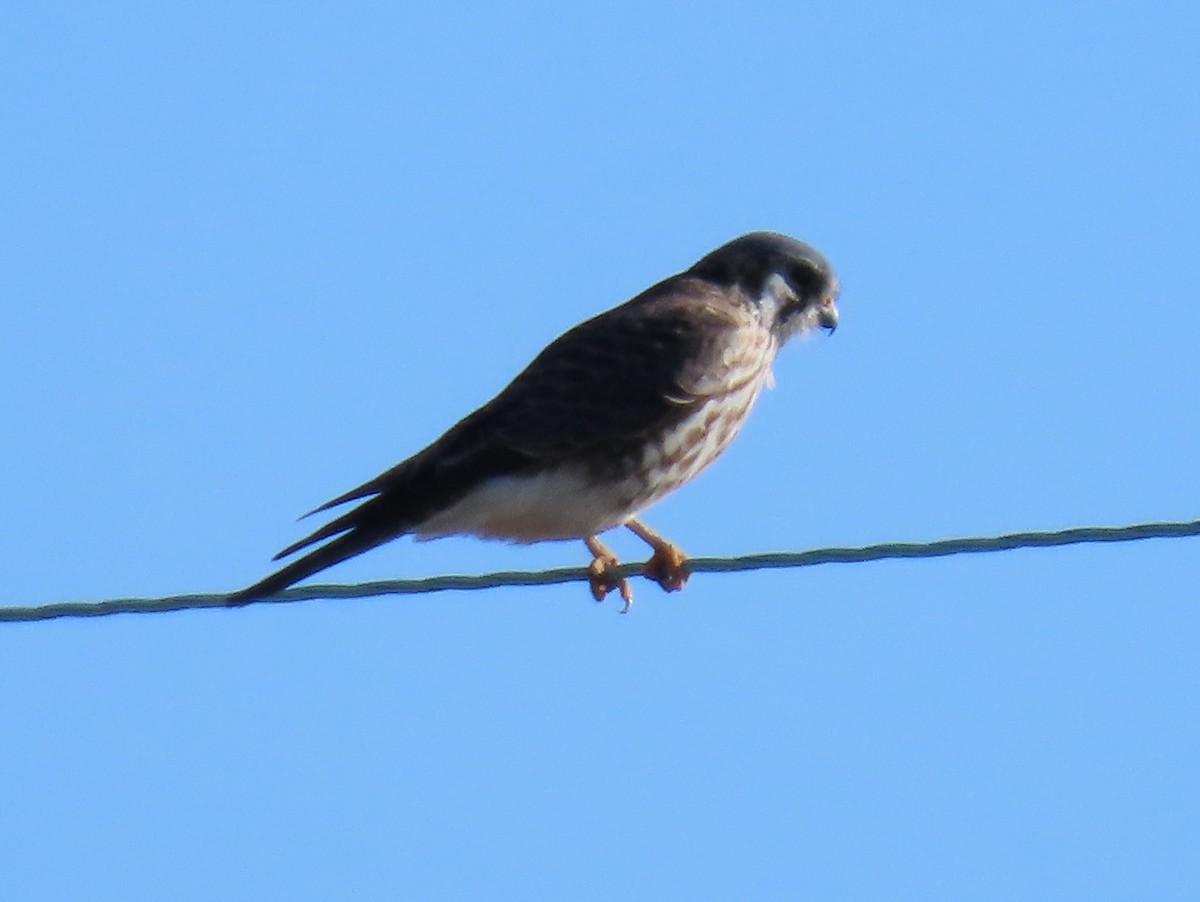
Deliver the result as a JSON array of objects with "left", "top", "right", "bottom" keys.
[
  {"left": 626, "top": 519, "right": 689, "bottom": 592},
  {"left": 584, "top": 535, "right": 634, "bottom": 612}
]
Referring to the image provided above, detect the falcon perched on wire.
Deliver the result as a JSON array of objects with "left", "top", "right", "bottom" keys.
[{"left": 232, "top": 232, "right": 839, "bottom": 609}]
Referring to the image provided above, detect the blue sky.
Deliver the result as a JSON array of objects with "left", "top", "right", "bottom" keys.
[{"left": 3, "top": 1, "right": 1198, "bottom": 898}]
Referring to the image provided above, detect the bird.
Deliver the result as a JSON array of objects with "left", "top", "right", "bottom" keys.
[{"left": 231, "top": 231, "right": 839, "bottom": 610}]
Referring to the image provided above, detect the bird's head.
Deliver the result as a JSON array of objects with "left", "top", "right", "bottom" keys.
[{"left": 689, "top": 232, "right": 840, "bottom": 344}]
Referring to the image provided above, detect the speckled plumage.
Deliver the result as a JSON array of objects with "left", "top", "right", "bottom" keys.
[{"left": 232, "top": 232, "right": 839, "bottom": 605}]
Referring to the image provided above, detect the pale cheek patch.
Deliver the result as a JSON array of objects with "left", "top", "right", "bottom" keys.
[{"left": 778, "top": 307, "right": 826, "bottom": 344}]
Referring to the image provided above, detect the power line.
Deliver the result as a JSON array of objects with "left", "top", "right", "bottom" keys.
[{"left": 3, "top": 518, "right": 1197, "bottom": 623}]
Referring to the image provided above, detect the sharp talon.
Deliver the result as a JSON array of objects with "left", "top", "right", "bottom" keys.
[
  {"left": 625, "top": 519, "right": 689, "bottom": 595},
  {"left": 585, "top": 537, "right": 634, "bottom": 609},
  {"left": 618, "top": 580, "right": 633, "bottom": 614},
  {"left": 587, "top": 562, "right": 625, "bottom": 603},
  {"left": 587, "top": 565, "right": 633, "bottom": 607},
  {"left": 644, "top": 544, "right": 689, "bottom": 593}
]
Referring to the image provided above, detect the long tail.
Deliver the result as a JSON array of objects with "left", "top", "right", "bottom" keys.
[
  {"left": 228, "top": 415, "right": 530, "bottom": 606},
  {"left": 227, "top": 522, "right": 402, "bottom": 604},
  {"left": 227, "top": 462, "right": 429, "bottom": 605}
]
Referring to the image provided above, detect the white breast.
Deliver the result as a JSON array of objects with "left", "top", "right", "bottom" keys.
[{"left": 413, "top": 465, "right": 641, "bottom": 543}]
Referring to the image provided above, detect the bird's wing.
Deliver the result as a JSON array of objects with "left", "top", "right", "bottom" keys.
[
  {"left": 303, "top": 275, "right": 763, "bottom": 513},
  {"left": 229, "top": 276, "right": 762, "bottom": 601},
  {"left": 476, "top": 275, "right": 766, "bottom": 459}
]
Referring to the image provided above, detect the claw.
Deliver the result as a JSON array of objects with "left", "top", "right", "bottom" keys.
[
  {"left": 643, "top": 543, "right": 689, "bottom": 592},
  {"left": 584, "top": 536, "right": 634, "bottom": 612},
  {"left": 626, "top": 518, "right": 689, "bottom": 593}
]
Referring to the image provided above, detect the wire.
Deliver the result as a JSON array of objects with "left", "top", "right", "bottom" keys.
[{"left": 3, "top": 518, "right": 1197, "bottom": 623}]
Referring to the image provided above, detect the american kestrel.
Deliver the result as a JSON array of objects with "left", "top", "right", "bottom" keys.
[{"left": 232, "top": 232, "right": 839, "bottom": 608}]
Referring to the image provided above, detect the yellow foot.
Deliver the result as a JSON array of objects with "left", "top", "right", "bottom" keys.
[
  {"left": 584, "top": 536, "right": 634, "bottom": 612},
  {"left": 626, "top": 519, "right": 689, "bottom": 593},
  {"left": 644, "top": 542, "right": 689, "bottom": 592}
]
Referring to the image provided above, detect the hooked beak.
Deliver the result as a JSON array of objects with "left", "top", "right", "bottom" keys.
[{"left": 817, "top": 298, "right": 839, "bottom": 333}]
